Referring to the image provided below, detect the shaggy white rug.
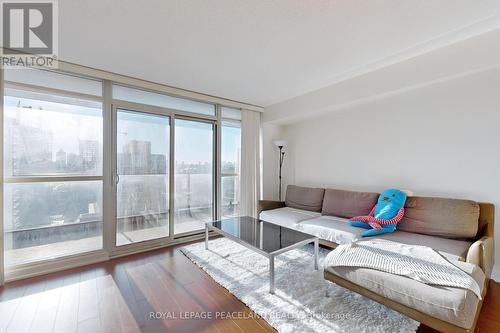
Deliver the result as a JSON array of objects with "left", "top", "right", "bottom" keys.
[{"left": 180, "top": 238, "right": 419, "bottom": 333}]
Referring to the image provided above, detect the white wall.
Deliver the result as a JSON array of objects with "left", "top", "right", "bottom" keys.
[{"left": 263, "top": 68, "right": 500, "bottom": 281}]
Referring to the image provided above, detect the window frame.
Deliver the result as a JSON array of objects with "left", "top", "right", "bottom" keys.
[{"left": 2, "top": 78, "right": 106, "bottom": 269}]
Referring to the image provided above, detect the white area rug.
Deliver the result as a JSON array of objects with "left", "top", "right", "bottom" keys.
[{"left": 180, "top": 238, "right": 419, "bottom": 333}]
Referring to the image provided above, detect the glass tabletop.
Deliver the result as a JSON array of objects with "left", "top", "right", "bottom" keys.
[{"left": 206, "top": 216, "right": 316, "bottom": 254}]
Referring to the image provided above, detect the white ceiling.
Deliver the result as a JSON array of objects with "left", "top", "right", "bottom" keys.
[{"left": 59, "top": 0, "right": 500, "bottom": 106}]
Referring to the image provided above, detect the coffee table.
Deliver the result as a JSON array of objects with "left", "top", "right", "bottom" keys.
[{"left": 205, "top": 216, "right": 319, "bottom": 293}]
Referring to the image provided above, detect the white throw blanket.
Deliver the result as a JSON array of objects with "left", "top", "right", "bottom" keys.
[{"left": 324, "top": 240, "right": 482, "bottom": 299}]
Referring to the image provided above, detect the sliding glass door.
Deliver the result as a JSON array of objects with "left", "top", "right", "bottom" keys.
[
  {"left": 114, "top": 114, "right": 215, "bottom": 242},
  {"left": 174, "top": 118, "right": 214, "bottom": 235},
  {"left": 115, "top": 109, "right": 170, "bottom": 246}
]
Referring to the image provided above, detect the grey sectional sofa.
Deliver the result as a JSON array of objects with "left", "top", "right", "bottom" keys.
[{"left": 258, "top": 185, "right": 494, "bottom": 333}]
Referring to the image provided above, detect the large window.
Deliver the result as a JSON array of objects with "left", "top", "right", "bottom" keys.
[
  {"left": 1, "top": 68, "right": 248, "bottom": 279},
  {"left": 174, "top": 119, "right": 214, "bottom": 234},
  {"left": 221, "top": 110, "right": 241, "bottom": 218},
  {"left": 113, "top": 85, "right": 215, "bottom": 116},
  {"left": 4, "top": 68, "right": 103, "bottom": 97},
  {"left": 3, "top": 84, "right": 104, "bottom": 267}
]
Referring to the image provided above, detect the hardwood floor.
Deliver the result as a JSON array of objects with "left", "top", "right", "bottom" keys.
[{"left": 0, "top": 241, "right": 499, "bottom": 333}]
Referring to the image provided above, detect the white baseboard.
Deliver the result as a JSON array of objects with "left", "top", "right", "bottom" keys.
[{"left": 491, "top": 265, "right": 500, "bottom": 283}]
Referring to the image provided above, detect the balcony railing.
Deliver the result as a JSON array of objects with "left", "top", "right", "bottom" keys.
[{"left": 4, "top": 204, "right": 241, "bottom": 249}]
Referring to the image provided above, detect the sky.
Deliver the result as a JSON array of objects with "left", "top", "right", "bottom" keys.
[
  {"left": 6, "top": 95, "right": 241, "bottom": 169},
  {"left": 118, "top": 110, "right": 240, "bottom": 164}
]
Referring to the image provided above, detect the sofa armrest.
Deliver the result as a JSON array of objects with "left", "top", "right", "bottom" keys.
[
  {"left": 258, "top": 200, "right": 285, "bottom": 215},
  {"left": 466, "top": 236, "right": 494, "bottom": 278}
]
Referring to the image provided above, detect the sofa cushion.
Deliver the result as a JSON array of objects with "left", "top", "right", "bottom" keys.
[
  {"left": 399, "top": 196, "right": 479, "bottom": 239},
  {"left": 259, "top": 207, "right": 321, "bottom": 228},
  {"left": 325, "top": 259, "right": 485, "bottom": 329},
  {"left": 285, "top": 185, "right": 325, "bottom": 212},
  {"left": 298, "top": 216, "right": 472, "bottom": 260},
  {"left": 321, "top": 188, "right": 379, "bottom": 218},
  {"left": 296, "top": 216, "right": 362, "bottom": 244},
  {"left": 375, "top": 230, "right": 472, "bottom": 261}
]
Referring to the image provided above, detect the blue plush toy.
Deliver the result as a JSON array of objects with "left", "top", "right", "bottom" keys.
[{"left": 349, "top": 188, "right": 407, "bottom": 237}]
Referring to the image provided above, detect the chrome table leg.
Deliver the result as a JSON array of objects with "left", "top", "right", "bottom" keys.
[
  {"left": 314, "top": 238, "right": 319, "bottom": 270},
  {"left": 269, "top": 255, "right": 275, "bottom": 294},
  {"left": 205, "top": 224, "right": 209, "bottom": 250}
]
